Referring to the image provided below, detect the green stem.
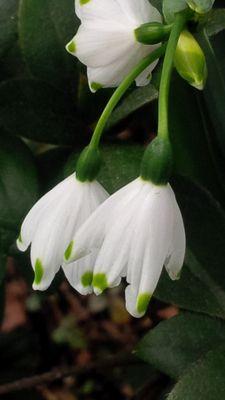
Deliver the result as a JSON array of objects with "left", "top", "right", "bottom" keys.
[
  {"left": 157, "top": 13, "right": 187, "bottom": 140},
  {"left": 89, "top": 44, "right": 166, "bottom": 149}
]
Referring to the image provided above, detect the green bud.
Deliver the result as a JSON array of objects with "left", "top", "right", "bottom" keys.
[
  {"left": 76, "top": 145, "right": 102, "bottom": 182},
  {"left": 140, "top": 137, "right": 173, "bottom": 185},
  {"left": 186, "top": 0, "right": 215, "bottom": 14},
  {"left": 135, "top": 22, "right": 172, "bottom": 45},
  {"left": 174, "top": 30, "right": 207, "bottom": 90}
]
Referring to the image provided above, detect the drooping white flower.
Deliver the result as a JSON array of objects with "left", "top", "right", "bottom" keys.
[
  {"left": 17, "top": 173, "right": 108, "bottom": 291},
  {"left": 65, "top": 177, "right": 185, "bottom": 318},
  {"left": 66, "top": 0, "right": 162, "bottom": 91}
]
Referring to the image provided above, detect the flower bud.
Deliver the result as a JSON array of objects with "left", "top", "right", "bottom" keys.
[
  {"left": 174, "top": 30, "right": 207, "bottom": 90},
  {"left": 140, "top": 137, "right": 173, "bottom": 185},
  {"left": 135, "top": 22, "right": 172, "bottom": 45},
  {"left": 76, "top": 146, "right": 102, "bottom": 182},
  {"left": 186, "top": 0, "right": 215, "bottom": 14}
]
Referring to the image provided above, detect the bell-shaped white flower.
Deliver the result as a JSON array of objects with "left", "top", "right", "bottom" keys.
[
  {"left": 65, "top": 177, "right": 185, "bottom": 318},
  {"left": 17, "top": 173, "right": 108, "bottom": 291},
  {"left": 66, "top": 0, "right": 162, "bottom": 91}
]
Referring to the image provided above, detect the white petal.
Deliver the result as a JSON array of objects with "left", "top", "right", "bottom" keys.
[
  {"left": 17, "top": 174, "right": 76, "bottom": 252},
  {"left": 31, "top": 178, "right": 108, "bottom": 290},
  {"left": 67, "top": 178, "right": 144, "bottom": 262},
  {"left": 126, "top": 185, "right": 174, "bottom": 317},
  {"left": 74, "top": 24, "right": 135, "bottom": 68},
  {"left": 93, "top": 180, "right": 153, "bottom": 291},
  {"left": 165, "top": 188, "right": 186, "bottom": 280},
  {"left": 63, "top": 252, "right": 97, "bottom": 295},
  {"left": 75, "top": 0, "right": 126, "bottom": 24},
  {"left": 119, "top": 0, "right": 162, "bottom": 25}
]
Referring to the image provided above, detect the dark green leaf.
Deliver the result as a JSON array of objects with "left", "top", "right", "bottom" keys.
[
  {"left": 169, "top": 74, "right": 224, "bottom": 202},
  {"left": 156, "top": 177, "right": 225, "bottom": 318},
  {"left": 0, "top": 79, "right": 88, "bottom": 145},
  {"left": 149, "top": 0, "right": 163, "bottom": 13},
  {"left": 168, "top": 344, "right": 225, "bottom": 400},
  {"left": 205, "top": 9, "right": 225, "bottom": 36},
  {"left": 0, "top": 133, "right": 39, "bottom": 245},
  {"left": 18, "top": 0, "right": 79, "bottom": 90},
  {"left": 163, "top": 0, "right": 187, "bottom": 23},
  {"left": 197, "top": 30, "right": 225, "bottom": 163},
  {"left": 107, "top": 85, "right": 158, "bottom": 130},
  {"left": 0, "top": 0, "right": 18, "bottom": 58},
  {"left": 136, "top": 313, "right": 225, "bottom": 379}
]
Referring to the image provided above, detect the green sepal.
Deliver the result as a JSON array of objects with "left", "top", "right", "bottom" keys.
[
  {"left": 135, "top": 22, "right": 172, "bottom": 45},
  {"left": 76, "top": 145, "right": 102, "bottom": 182},
  {"left": 140, "top": 137, "right": 173, "bottom": 185},
  {"left": 174, "top": 30, "right": 207, "bottom": 90}
]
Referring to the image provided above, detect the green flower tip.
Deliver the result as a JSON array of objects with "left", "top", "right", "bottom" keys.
[
  {"left": 137, "top": 293, "right": 152, "bottom": 315},
  {"left": 64, "top": 241, "right": 74, "bottom": 261},
  {"left": 80, "top": 0, "right": 91, "bottom": 4},
  {"left": 81, "top": 271, "right": 93, "bottom": 288},
  {"left": 90, "top": 81, "right": 103, "bottom": 92},
  {"left": 34, "top": 259, "right": 44, "bottom": 285},
  {"left": 66, "top": 40, "right": 76, "bottom": 54},
  {"left": 93, "top": 273, "right": 108, "bottom": 293},
  {"left": 18, "top": 233, "right": 22, "bottom": 243}
]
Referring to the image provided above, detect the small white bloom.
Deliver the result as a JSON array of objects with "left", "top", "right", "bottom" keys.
[
  {"left": 66, "top": 177, "right": 185, "bottom": 318},
  {"left": 66, "top": 0, "right": 162, "bottom": 91},
  {"left": 17, "top": 173, "right": 108, "bottom": 291}
]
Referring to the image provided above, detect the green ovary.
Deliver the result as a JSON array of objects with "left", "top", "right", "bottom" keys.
[
  {"left": 81, "top": 271, "right": 93, "bottom": 287},
  {"left": 137, "top": 293, "right": 152, "bottom": 315},
  {"left": 93, "top": 273, "right": 108, "bottom": 292},
  {"left": 34, "top": 259, "right": 44, "bottom": 285}
]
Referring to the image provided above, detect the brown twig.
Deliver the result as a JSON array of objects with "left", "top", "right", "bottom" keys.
[{"left": 0, "top": 353, "right": 137, "bottom": 395}]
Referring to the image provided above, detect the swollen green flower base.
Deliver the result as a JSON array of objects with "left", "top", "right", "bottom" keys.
[
  {"left": 140, "top": 137, "right": 173, "bottom": 185},
  {"left": 76, "top": 146, "right": 102, "bottom": 182}
]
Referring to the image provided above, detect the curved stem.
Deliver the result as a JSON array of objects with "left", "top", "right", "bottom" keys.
[
  {"left": 157, "top": 13, "right": 187, "bottom": 140},
  {"left": 89, "top": 44, "right": 166, "bottom": 149}
]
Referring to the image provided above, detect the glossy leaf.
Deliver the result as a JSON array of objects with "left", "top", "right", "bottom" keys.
[
  {"left": 136, "top": 313, "right": 225, "bottom": 379},
  {"left": 205, "top": 9, "right": 225, "bottom": 36},
  {"left": 0, "top": 0, "right": 18, "bottom": 58},
  {"left": 0, "top": 133, "right": 39, "bottom": 247},
  {"left": 19, "top": 0, "right": 79, "bottom": 90},
  {"left": 0, "top": 78, "right": 88, "bottom": 145},
  {"left": 168, "top": 344, "right": 225, "bottom": 399},
  {"left": 107, "top": 85, "right": 158, "bottom": 129}
]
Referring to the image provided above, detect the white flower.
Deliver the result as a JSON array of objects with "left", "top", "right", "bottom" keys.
[
  {"left": 65, "top": 177, "right": 185, "bottom": 318},
  {"left": 17, "top": 173, "right": 108, "bottom": 291},
  {"left": 66, "top": 0, "right": 162, "bottom": 91}
]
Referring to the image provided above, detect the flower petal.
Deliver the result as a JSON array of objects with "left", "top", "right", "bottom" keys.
[
  {"left": 67, "top": 178, "right": 144, "bottom": 262},
  {"left": 126, "top": 185, "right": 174, "bottom": 317},
  {"left": 63, "top": 252, "right": 97, "bottom": 295},
  {"left": 165, "top": 189, "right": 186, "bottom": 280}
]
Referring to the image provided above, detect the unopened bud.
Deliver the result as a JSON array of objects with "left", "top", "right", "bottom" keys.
[
  {"left": 135, "top": 22, "right": 172, "bottom": 45},
  {"left": 174, "top": 30, "right": 207, "bottom": 90}
]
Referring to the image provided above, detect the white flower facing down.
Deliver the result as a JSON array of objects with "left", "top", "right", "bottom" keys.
[
  {"left": 17, "top": 173, "right": 108, "bottom": 292},
  {"left": 66, "top": 0, "right": 162, "bottom": 91},
  {"left": 65, "top": 178, "right": 186, "bottom": 318}
]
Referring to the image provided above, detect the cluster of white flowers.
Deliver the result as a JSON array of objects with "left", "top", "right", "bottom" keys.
[
  {"left": 17, "top": 0, "right": 186, "bottom": 318},
  {"left": 18, "top": 172, "right": 185, "bottom": 317}
]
